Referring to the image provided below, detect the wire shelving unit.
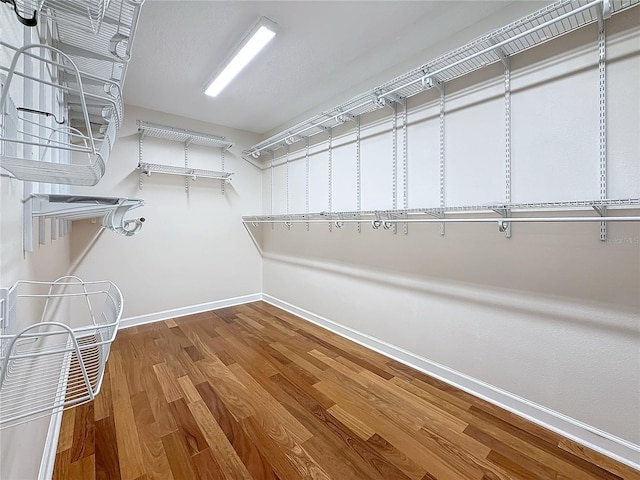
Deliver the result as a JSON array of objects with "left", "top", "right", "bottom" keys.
[
  {"left": 0, "top": 0, "right": 144, "bottom": 185},
  {"left": 0, "top": 276, "right": 123, "bottom": 429},
  {"left": 137, "top": 121, "right": 234, "bottom": 194},
  {"left": 242, "top": 0, "right": 638, "bottom": 160}
]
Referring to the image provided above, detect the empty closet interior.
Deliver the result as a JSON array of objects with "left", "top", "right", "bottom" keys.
[{"left": 1, "top": 0, "right": 639, "bottom": 478}]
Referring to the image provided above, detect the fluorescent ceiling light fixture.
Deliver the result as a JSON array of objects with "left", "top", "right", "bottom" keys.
[{"left": 204, "top": 17, "right": 277, "bottom": 97}]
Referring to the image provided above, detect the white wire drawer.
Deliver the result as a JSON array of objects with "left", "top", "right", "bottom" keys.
[{"left": 0, "top": 276, "right": 123, "bottom": 429}]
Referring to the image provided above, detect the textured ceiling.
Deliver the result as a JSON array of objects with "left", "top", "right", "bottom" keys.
[{"left": 124, "top": 1, "right": 546, "bottom": 135}]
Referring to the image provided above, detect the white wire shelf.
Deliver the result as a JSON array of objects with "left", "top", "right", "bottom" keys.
[
  {"left": 243, "top": 198, "right": 640, "bottom": 228},
  {"left": 0, "top": 276, "right": 122, "bottom": 429},
  {"left": 0, "top": 42, "right": 122, "bottom": 185},
  {"left": 242, "top": 0, "right": 639, "bottom": 160},
  {"left": 52, "top": 0, "right": 144, "bottom": 82},
  {"left": 138, "top": 162, "right": 233, "bottom": 181},
  {"left": 25, "top": 194, "right": 145, "bottom": 251},
  {"left": 138, "top": 121, "right": 234, "bottom": 150}
]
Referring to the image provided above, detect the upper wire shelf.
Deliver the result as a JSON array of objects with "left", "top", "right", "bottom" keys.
[
  {"left": 138, "top": 121, "right": 234, "bottom": 150},
  {"left": 243, "top": 0, "right": 639, "bottom": 160},
  {"left": 0, "top": 276, "right": 122, "bottom": 429}
]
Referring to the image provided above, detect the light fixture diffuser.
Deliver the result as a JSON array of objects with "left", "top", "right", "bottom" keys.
[{"left": 204, "top": 17, "right": 277, "bottom": 98}]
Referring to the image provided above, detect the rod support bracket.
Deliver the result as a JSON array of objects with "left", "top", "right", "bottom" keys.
[{"left": 493, "top": 208, "right": 512, "bottom": 238}]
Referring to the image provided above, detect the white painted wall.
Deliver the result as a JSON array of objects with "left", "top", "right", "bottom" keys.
[
  {"left": 258, "top": 8, "right": 640, "bottom": 464},
  {"left": 70, "top": 105, "right": 264, "bottom": 320}
]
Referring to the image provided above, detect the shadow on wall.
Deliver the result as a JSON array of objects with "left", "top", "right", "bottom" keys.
[{"left": 258, "top": 220, "right": 640, "bottom": 336}]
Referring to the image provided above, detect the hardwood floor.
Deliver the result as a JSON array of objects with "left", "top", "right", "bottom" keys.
[{"left": 53, "top": 301, "right": 640, "bottom": 480}]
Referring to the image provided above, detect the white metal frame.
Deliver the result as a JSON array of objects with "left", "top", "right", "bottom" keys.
[
  {"left": 0, "top": 276, "right": 123, "bottom": 429},
  {"left": 243, "top": 0, "right": 633, "bottom": 160},
  {"left": 241, "top": 0, "right": 640, "bottom": 239},
  {"left": 0, "top": 0, "right": 144, "bottom": 185},
  {"left": 137, "top": 121, "right": 234, "bottom": 195}
]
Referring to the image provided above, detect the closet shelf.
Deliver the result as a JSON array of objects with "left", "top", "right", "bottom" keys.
[
  {"left": 0, "top": 276, "right": 122, "bottom": 429},
  {"left": 243, "top": 198, "right": 640, "bottom": 228},
  {"left": 137, "top": 121, "right": 234, "bottom": 194},
  {"left": 138, "top": 162, "right": 233, "bottom": 181},
  {"left": 138, "top": 122, "right": 234, "bottom": 150},
  {"left": 25, "top": 194, "right": 145, "bottom": 249},
  {"left": 242, "top": 0, "right": 639, "bottom": 160}
]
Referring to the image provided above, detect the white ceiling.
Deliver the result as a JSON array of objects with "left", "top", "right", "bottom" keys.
[{"left": 124, "top": 1, "right": 546, "bottom": 135}]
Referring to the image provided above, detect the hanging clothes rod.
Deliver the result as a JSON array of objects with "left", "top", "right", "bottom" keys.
[{"left": 244, "top": 217, "right": 640, "bottom": 225}]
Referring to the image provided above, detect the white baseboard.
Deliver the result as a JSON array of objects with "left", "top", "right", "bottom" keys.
[
  {"left": 119, "top": 293, "right": 262, "bottom": 329},
  {"left": 262, "top": 293, "right": 640, "bottom": 471}
]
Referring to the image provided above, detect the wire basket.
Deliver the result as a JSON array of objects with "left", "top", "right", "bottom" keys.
[
  {"left": 0, "top": 276, "right": 123, "bottom": 429},
  {"left": 0, "top": 42, "right": 121, "bottom": 185}
]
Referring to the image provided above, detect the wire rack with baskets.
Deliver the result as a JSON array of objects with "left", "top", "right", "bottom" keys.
[
  {"left": 0, "top": 276, "right": 123, "bottom": 429},
  {"left": 0, "top": 42, "right": 122, "bottom": 185}
]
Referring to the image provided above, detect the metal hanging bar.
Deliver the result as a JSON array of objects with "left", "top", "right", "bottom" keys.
[{"left": 305, "top": 137, "right": 310, "bottom": 231}]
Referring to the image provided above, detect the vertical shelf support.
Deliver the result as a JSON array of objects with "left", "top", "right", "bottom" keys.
[
  {"left": 138, "top": 126, "right": 145, "bottom": 190},
  {"left": 221, "top": 148, "right": 225, "bottom": 196},
  {"left": 434, "top": 78, "right": 446, "bottom": 236},
  {"left": 392, "top": 102, "right": 398, "bottom": 234},
  {"left": 270, "top": 152, "right": 274, "bottom": 230},
  {"left": 356, "top": 115, "right": 362, "bottom": 233},
  {"left": 184, "top": 139, "right": 191, "bottom": 194},
  {"left": 305, "top": 137, "right": 310, "bottom": 231},
  {"left": 402, "top": 99, "right": 408, "bottom": 235},
  {"left": 286, "top": 146, "right": 290, "bottom": 215},
  {"left": 597, "top": 0, "right": 610, "bottom": 241}
]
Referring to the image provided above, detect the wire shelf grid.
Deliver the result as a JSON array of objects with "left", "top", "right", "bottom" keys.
[
  {"left": 243, "top": 198, "right": 640, "bottom": 224},
  {"left": 0, "top": 42, "right": 123, "bottom": 185},
  {"left": 138, "top": 162, "right": 233, "bottom": 181},
  {"left": 138, "top": 121, "right": 234, "bottom": 150},
  {"left": 243, "top": 0, "right": 639, "bottom": 159},
  {"left": 0, "top": 276, "right": 123, "bottom": 429}
]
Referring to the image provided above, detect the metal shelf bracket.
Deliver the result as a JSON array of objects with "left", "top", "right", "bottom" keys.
[{"left": 493, "top": 208, "right": 512, "bottom": 238}]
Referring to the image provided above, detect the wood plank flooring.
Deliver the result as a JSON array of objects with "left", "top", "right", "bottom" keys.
[{"left": 53, "top": 301, "right": 640, "bottom": 480}]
